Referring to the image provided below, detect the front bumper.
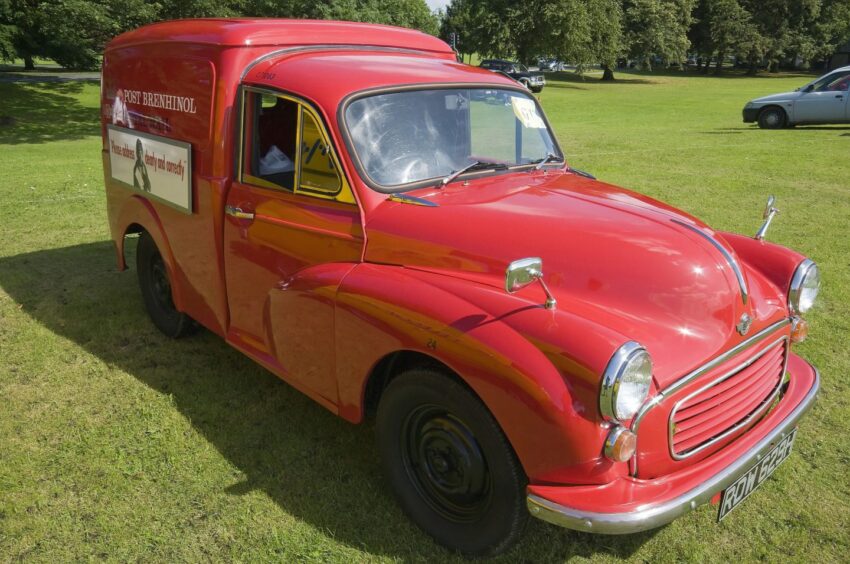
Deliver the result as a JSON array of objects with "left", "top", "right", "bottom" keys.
[
  {"left": 527, "top": 354, "right": 819, "bottom": 534},
  {"left": 743, "top": 106, "right": 759, "bottom": 123}
]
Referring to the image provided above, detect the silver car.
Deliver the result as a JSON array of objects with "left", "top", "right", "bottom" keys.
[{"left": 743, "top": 65, "right": 850, "bottom": 128}]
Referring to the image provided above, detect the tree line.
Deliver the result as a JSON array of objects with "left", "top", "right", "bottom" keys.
[
  {"left": 0, "top": 0, "right": 438, "bottom": 70},
  {"left": 2, "top": 0, "right": 849, "bottom": 75},
  {"left": 442, "top": 0, "right": 850, "bottom": 78}
]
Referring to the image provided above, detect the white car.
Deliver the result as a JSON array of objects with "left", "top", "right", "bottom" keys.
[{"left": 743, "top": 66, "right": 850, "bottom": 128}]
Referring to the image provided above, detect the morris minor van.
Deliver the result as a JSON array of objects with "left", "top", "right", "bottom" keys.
[{"left": 102, "top": 19, "right": 821, "bottom": 556}]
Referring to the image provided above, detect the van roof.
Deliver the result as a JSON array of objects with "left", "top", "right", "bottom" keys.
[{"left": 107, "top": 18, "right": 455, "bottom": 55}]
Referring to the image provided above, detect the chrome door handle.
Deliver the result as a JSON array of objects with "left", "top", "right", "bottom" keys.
[{"left": 225, "top": 205, "right": 254, "bottom": 220}]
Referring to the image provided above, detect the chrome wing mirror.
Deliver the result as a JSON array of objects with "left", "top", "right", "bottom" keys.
[
  {"left": 505, "top": 257, "right": 557, "bottom": 310},
  {"left": 754, "top": 195, "right": 779, "bottom": 241}
]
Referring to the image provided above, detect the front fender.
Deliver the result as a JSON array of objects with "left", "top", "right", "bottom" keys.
[
  {"left": 721, "top": 232, "right": 805, "bottom": 301},
  {"left": 335, "top": 263, "right": 628, "bottom": 485}
]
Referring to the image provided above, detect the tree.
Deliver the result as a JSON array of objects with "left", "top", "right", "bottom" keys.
[
  {"left": 451, "top": 0, "right": 624, "bottom": 79},
  {"left": 705, "top": 0, "right": 757, "bottom": 73},
  {"left": 0, "top": 0, "right": 439, "bottom": 69},
  {"left": 623, "top": 0, "right": 696, "bottom": 70},
  {"left": 440, "top": 0, "right": 480, "bottom": 62}
]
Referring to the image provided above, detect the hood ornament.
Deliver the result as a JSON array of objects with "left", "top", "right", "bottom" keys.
[
  {"left": 737, "top": 313, "right": 753, "bottom": 336},
  {"left": 754, "top": 195, "right": 779, "bottom": 241}
]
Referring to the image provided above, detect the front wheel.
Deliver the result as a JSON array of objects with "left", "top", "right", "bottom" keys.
[
  {"left": 136, "top": 231, "right": 197, "bottom": 338},
  {"left": 376, "top": 369, "right": 528, "bottom": 556},
  {"left": 758, "top": 107, "right": 787, "bottom": 129}
]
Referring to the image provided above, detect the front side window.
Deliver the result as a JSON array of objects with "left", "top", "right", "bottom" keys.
[
  {"left": 811, "top": 72, "right": 850, "bottom": 92},
  {"left": 343, "top": 88, "right": 560, "bottom": 191},
  {"left": 241, "top": 89, "right": 353, "bottom": 203}
]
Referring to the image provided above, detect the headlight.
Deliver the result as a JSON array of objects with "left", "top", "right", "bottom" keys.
[
  {"left": 788, "top": 259, "right": 820, "bottom": 315},
  {"left": 600, "top": 342, "right": 653, "bottom": 422}
]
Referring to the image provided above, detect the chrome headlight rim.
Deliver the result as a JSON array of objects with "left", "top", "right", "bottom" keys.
[
  {"left": 600, "top": 341, "right": 653, "bottom": 423},
  {"left": 788, "top": 258, "right": 820, "bottom": 315}
]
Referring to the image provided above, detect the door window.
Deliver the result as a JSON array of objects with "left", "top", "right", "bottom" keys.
[
  {"left": 811, "top": 72, "right": 850, "bottom": 92},
  {"left": 240, "top": 88, "right": 355, "bottom": 203}
]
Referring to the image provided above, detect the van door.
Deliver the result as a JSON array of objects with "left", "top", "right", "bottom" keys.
[
  {"left": 223, "top": 87, "right": 363, "bottom": 405},
  {"left": 794, "top": 71, "right": 850, "bottom": 123}
]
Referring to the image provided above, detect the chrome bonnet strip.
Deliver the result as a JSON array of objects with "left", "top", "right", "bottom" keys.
[
  {"left": 629, "top": 317, "right": 792, "bottom": 476},
  {"left": 672, "top": 219, "right": 749, "bottom": 305}
]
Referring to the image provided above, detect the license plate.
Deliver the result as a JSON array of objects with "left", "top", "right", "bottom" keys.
[{"left": 717, "top": 428, "right": 797, "bottom": 521}]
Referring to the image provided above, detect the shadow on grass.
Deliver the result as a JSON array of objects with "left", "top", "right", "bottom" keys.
[
  {"left": 700, "top": 126, "right": 850, "bottom": 135},
  {"left": 614, "top": 68, "right": 818, "bottom": 81},
  {"left": 0, "top": 81, "right": 100, "bottom": 145},
  {"left": 0, "top": 241, "right": 656, "bottom": 561}
]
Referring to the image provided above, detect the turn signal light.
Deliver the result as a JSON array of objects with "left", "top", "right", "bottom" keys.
[
  {"left": 791, "top": 317, "right": 809, "bottom": 343},
  {"left": 604, "top": 426, "right": 637, "bottom": 463}
]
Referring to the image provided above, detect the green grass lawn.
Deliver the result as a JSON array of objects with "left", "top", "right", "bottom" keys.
[{"left": 1, "top": 71, "right": 848, "bottom": 562}]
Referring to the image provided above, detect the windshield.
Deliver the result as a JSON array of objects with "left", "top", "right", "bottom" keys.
[{"left": 343, "top": 88, "right": 561, "bottom": 190}]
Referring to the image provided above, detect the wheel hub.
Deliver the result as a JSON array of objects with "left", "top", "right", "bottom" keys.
[{"left": 402, "top": 406, "right": 493, "bottom": 523}]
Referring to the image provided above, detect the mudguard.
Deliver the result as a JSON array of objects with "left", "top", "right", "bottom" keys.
[
  {"left": 334, "top": 262, "right": 631, "bottom": 485},
  {"left": 110, "top": 192, "right": 187, "bottom": 313}
]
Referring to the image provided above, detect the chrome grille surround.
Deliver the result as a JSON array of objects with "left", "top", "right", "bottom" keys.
[
  {"left": 628, "top": 317, "right": 792, "bottom": 476},
  {"left": 667, "top": 336, "right": 789, "bottom": 460}
]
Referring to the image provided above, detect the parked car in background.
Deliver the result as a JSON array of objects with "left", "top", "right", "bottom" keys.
[
  {"left": 743, "top": 65, "right": 850, "bottom": 128},
  {"left": 537, "top": 58, "right": 567, "bottom": 72},
  {"left": 480, "top": 59, "right": 545, "bottom": 92}
]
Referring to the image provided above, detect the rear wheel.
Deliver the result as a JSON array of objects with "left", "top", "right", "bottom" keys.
[
  {"left": 376, "top": 369, "right": 528, "bottom": 556},
  {"left": 136, "top": 231, "right": 197, "bottom": 338},
  {"left": 758, "top": 106, "right": 787, "bottom": 129}
]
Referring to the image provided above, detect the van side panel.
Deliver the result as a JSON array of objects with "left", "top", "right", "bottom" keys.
[{"left": 102, "top": 44, "right": 229, "bottom": 336}]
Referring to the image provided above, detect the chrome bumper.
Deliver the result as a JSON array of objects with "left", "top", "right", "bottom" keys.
[{"left": 527, "top": 367, "right": 819, "bottom": 534}]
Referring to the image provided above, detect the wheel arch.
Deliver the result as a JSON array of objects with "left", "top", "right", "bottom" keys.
[
  {"left": 363, "top": 350, "right": 479, "bottom": 417},
  {"left": 334, "top": 263, "right": 621, "bottom": 483},
  {"left": 111, "top": 195, "right": 186, "bottom": 311},
  {"left": 758, "top": 104, "right": 788, "bottom": 127}
]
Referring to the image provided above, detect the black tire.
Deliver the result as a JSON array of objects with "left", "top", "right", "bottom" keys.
[
  {"left": 136, "top": 231, "right": 197, "bottom": 338},
  {"left": 758, "top": 106, "right": 787, "bottom": 129},
  {"left": 531, "top": 86, "right": 543, "bottom": 93},
  {"left": 376, "top": 369, "right": 528, "bottom": 556}
]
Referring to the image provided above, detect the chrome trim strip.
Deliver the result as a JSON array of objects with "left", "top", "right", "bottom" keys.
[
  {"left": 668, "top": 336, "right": 789, "bottom": 460},
  {"left": 241, "top": 45, "right": 440, "bottom": 81},
  {"left": 672, "top": 219, "right": 749, "bottom": 305},
  {"left": 629, "top": 317, "right": 791, "bottom": 476},
  {"left": 788, "top": 258, "right": 817, "bottom": 315},
  {"left": 527, "top": 366, "right": 819, "bottom": 535},
  {"left": 387, "top": 193, "right": 439, "bottom": 207}
]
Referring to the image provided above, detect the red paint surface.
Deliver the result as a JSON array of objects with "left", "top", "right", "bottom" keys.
[{"left": 102, "top": 19, "right": 819, "bottom": 505}]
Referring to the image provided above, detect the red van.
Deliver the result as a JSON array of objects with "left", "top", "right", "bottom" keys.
[{"left": 102, "top": 19, "right": 820, "bottom": 556}]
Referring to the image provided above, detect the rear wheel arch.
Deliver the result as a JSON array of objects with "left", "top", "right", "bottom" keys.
[{"left": 113, "top": 197, "right": 185, "bottom": 310}]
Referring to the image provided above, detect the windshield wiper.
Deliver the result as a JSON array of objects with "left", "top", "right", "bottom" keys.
[
  {"left": 441, "top": 160, "right": 508, "bottom": 187},
  {"left": 533, "top": 153, "right": 564, "bottom": 170}
]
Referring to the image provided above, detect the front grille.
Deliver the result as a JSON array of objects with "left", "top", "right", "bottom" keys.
[{"left": 670, "top": 340, "right": 786, "bottom": 459}]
